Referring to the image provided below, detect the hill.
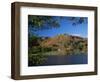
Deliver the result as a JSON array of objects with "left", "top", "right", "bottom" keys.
[{"left": 40, "top": 34, "right": 87, "bottom": 55}]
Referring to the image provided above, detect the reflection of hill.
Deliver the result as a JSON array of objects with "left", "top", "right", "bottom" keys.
[{"left": 40, "top": 34, "right": 87, "bottom": 55}]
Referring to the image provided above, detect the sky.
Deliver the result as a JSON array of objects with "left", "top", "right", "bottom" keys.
[{"left": 29, "top": 16, "right": 88, "bottom": 38}]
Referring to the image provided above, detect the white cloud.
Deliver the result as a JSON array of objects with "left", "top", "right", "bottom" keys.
[{"left": 72, "top": 34, "right": 82, "bottom": 37}]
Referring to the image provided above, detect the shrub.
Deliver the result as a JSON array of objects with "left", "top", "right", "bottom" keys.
[{"left": 28, "top": 53, "right": 47, "bottom": 66}]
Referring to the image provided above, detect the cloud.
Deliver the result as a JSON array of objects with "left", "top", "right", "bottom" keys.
[{"left": 72, "top": 34, "right": 82, "bottom": 37}]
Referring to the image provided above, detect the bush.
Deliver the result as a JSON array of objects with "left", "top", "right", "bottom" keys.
[
  {"left": 28, "top": 46, "right": 42, "bottom": 54},
  {"left": 28, "top": 53, "right": 47, "bottom": 66}
]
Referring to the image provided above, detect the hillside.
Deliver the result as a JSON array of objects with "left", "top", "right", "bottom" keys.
[{"left": 40, "top": 34, "right": 87, "bottom": 55}]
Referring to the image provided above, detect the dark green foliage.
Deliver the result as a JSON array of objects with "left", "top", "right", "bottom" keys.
[
  {"left": 28, "top": 46, "right": 42, "bottom": 54},
  {"left": 42, "top": 47, "right": 52, "bottom": 52},
  {"left": 28, "top": 53, "right": 47, "bottom": 66},
  {"left": 28, "top": 35, "right": 38, "bottom": 48},
  {"left": 28, "top": 15, "right": 87, "bottom": 31},
  {"left": 28, "top": 15, "right": 60, "bottom": 30},
  {"left": 28, "top": 34, "right": 48, "bottom": 66},
  {"left": 28, "top": 45, "right": 48, "bottom": 66}
]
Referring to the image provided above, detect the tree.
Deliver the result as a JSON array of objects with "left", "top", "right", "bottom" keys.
[
  {"left": 28, "top": 15, "right": 60, "bottom": 31},
  {"left": 67, "top": 17, "right": 87, "bottom": 25},
  {"left": 28, "top": 15, "right": 87, "bottom": 31}
]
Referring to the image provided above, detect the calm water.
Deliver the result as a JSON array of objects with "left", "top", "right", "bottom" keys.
[{"left": 31, "top": 54, "right": 88, "bottom": 66}]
